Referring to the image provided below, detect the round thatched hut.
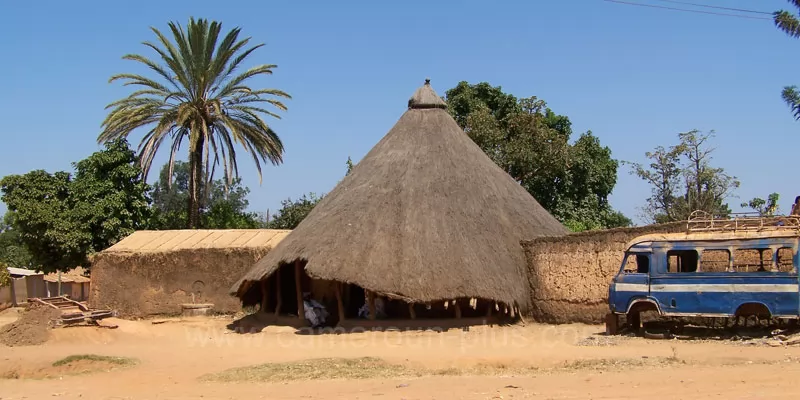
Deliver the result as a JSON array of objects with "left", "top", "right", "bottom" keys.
[{"left": 231, "top": 79, "right": 568, "bottom": 327}]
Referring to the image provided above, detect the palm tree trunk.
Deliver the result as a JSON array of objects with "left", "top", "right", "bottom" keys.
[{"left": 187, "top": 136, "right": 205, "bottom": 229}]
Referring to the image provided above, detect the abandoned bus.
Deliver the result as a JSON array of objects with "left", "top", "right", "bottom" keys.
[{"left": 605, "top": 214, "right": 800, "bottom": 334}]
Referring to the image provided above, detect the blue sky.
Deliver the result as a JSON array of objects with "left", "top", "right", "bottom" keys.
[{"left": 1, "top": 0, "right": 798, "bottom": 224}]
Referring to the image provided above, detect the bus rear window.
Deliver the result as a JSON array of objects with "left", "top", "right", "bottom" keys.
[{"left": 777, "top": 247, "right": 795, "bottom": 273}]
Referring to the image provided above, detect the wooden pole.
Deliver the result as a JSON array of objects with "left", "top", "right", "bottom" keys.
[
  {"left": 274, "top": 267, "right": 282, "bottom": 316},
  {"left": 335, "top": 282, "right": 346, "bottom": 323},
  {"left": 295, "top": 261, "right": 304, "bottom": 320},
  {"left": 408, "top": 303, "right": 416, "bottom": 319},
  {"left": 367, "top": 290, "right": 376, "bottom": 320},
  {"left": 509, "top": 303, "right": 516, "bottom": 319},
  {"left": 486, "top": 302, "right": 493, "bottom": 317},
  {"left": 454, "top": 300, "right": 462, "bottom": 319},
  {"left": 260, "top": 278, "right": 269, "bottom": 313}
]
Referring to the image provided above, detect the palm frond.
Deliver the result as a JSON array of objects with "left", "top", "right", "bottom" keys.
[
  {"left": 148, "top": 27, "right": 193, "bottom": 96},
  {"left": 775, "top": 10, "right": 800, "bottom": 38},
  {"left": 216, "top": 64, "right": 277, "bottom": 98},
  {"left": 782, "top": 86, "right": 800, "bottom": 120},
  {"left": 121, "top": 54, "right": 182, "bottom": 92}
]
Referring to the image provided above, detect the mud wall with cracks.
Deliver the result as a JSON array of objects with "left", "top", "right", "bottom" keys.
[
  {"left": 521, "top": 222, "right": 685, "bottom": 324},
  {"left": 89, "top": 249, "right": 269, "bottom": 318}
]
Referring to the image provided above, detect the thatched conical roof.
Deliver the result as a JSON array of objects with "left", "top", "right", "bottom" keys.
[{"left": 231, "top": 79, "right": 568, "bottom": 311}]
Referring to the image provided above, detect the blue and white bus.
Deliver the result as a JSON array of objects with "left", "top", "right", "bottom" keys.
[{"left": 606, "top": 216, "right": 800, "bottom": 334}]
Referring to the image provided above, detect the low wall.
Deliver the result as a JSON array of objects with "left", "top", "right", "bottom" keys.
[
  {"left": 0, "top": 285, "right": 11, "bottom": 307},
  {"left": 522, "top": 222, "right": 685, "bottom": 324},
  {"left": 89, "top": 248, "right": 269, "bottom": 318}
]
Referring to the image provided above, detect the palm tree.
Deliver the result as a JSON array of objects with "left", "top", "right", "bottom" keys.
[
  {"left": 98, "top": 18, "right": 290, "bottom": 228},
  {"left": 775, "top": 2, "right": 800, "bottom": 120}
]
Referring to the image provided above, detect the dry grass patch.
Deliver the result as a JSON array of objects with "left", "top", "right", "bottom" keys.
[
  {"left": 433, "top": 362, "right": 540, "bottom": 377},
  {"left": 561, "top": 356, "right": 683, "bottom": 371},
  {"left": 1, "top": 354, "right": 138, "bottom": 380},
  {"left": 202, "top": 357, "right": 419, "bottom": 382},
  {"left": 202, "top": 355, "right": 690, "bottom": 383},
  {"left": 51, "top": 354, "right": 137, "bottom": 368}
]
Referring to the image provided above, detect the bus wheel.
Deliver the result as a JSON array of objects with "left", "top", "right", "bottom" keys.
[{"left": 605, "top": 313, "right": 619, "bottom": 335}]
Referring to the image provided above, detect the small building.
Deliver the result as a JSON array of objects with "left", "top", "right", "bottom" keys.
[
  {"left": 89, "top": 229, "right": 289, "bottom": 318},
  {"left": 2, "top": 267, "right": 45, "bottom": 306},
  {"left": 44, "top": 267, "right": 91, "bottom": 301}
]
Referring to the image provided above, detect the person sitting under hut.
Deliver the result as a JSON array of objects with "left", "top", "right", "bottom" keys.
[{"left": 302, "top": 292, "right": 329, "bottom": 328}]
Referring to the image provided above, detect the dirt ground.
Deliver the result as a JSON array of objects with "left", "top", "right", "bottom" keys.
[{"left": 2, "top": 309, "right": 800, "bottom": 399}]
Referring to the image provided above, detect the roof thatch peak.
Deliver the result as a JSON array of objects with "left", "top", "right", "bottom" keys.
[{"left": 408, "top": 78, "right": 447, "bottom": 110}]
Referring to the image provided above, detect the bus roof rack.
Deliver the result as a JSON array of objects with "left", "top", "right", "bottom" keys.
[{"left": 686, "top": 210, "right": 800, "bottom": 233}]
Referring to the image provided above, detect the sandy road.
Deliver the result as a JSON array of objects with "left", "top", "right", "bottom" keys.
[{"left": 1, "top": 314, "right": 798, "bottom": 399}]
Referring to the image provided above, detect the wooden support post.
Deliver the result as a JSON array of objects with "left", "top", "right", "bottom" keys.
[
  {"left": 295, "top": 261, "right": 304, "bottom": 320},
  {"left": 486, "top": 302, "right": 493, "bottom": 317},
  {"left": 335, "top": 282, "right": 346, "bottom": 323},
  {"left": 408, "top": 303, "right": 416, "bottom": 319},
  {"left": 274, "top": 267, "right": 282, "bottom": 316},
  {"left": 367, "top": 290, "right": 376, "bottom": 320},
  {"left": 260, "top": 278, "right": 269, "bottom": 313},
  {"left": 510, "top": 304, "right": 516, "bottom": 319},
  {"left": 454, "top": 300, "right": 462, "bottom": 319}
]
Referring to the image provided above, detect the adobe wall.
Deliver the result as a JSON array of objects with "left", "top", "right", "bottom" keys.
[
  {"left": 521, "top": 222, "right": 685, "bottom": 324},
  {"left": 89, "top": 248, "right": 268, "bottom": 318}
]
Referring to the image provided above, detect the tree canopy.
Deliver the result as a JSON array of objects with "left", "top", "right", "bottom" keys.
[
  {"left": 444, "top": 81, "right": 630, "bottom": 231},
  {"left": 0, "top": 139, "right": 151, "bottom": 273},
  {"left": 264, "top": 158, "right": 355, "bottom": 229},
  {"left": 266, "top": 193, "right": 323, "bottom": 229},
  {"left": 98, "top": 17, "right": 290, "bottom": 228},
  {"left": 741, "top": 193, "right": 781, "bottom": 217},
  {"left": 628, "top": 130, "right": 740, "bottom": 223},
  {"left": 0, "top": 214, "right": 32, "bottom": 269},
  {"left": 149, "top": 161, "right": 261, "bottom": 229}
]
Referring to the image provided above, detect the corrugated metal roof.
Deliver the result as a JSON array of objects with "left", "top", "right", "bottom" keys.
[
  {"left": 7, "top": 267, "right": 42, "bottom": 276},
  {"left": 101, "top": 229, "right": 291, "bottom": 254},
  {"left": 44, "top": 267, "right": 91, "bottom": 283}
]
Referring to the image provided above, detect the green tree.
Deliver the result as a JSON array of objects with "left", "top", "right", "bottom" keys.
[
  {"left": 72, "top": 139, "right": 152, "bottom": 253},
  {"left": 0, "top": 139, "right": 151, "bottom": 273},
  {"left": 264, "top": 159, "right": 353, "bottom": 229},
  {"left": 98, "top": 18, "right": 290, "bottom": 228},
  {"left": 774, "top": 1, "right": 800, "bottom": 119},
  {"left": 445, "top": 81, "right": 630, "bottom": 231},
  {"left": 741, "top": 193, "right": 781, "bottom": 217},
  {"left": 267, "top": 193, "right": 323, "bottom": 229},
  {"left": 629, "top": 130, "right": 740, "bottom": 223},
  {"left": 0, "top": 214, "right": 33, "bottom": 268},
  {"left": 149, "top": 161, "right": 260, "bottom": 229}
]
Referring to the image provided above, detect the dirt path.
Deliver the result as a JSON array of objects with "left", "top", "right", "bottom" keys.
[{"left": 1, "top": 315, "right": 799, "bottom": 399}]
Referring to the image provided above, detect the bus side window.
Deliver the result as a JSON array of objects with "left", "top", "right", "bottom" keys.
[
  {"left": 667, "top": 250, "right": 698, "bottom": 273},
  {"left": 700, "top": 249, "right": 730, "bottom": 272},
  {"left": 732, "top": 248, "right": 771, "bottom": 272},
  {"left": 777, "top": 248, "right": 796, "bottom": 273}
]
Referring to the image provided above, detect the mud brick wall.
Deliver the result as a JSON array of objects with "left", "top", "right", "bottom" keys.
[
  {"left": 521, "top": 222, "right": 685, "bottom": 324},
  {"left": 89, "top": 249, "right": 268, "bottom": 318}
]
